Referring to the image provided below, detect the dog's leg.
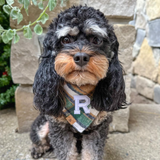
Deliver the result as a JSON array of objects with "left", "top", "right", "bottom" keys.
[
  {"left": 66, "top": 138, "right": 78, "bottom": 160},
  {"left": 81, "top": 116, "right": 112, "bottom": 160},
  {"left": 47, "top": 116, "right": 78, "bottom": 160},
  {"left": 30, "top": 115, "right": 51, "bottom": 159}
]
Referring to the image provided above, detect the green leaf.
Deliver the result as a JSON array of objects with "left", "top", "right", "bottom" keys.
[
  {"left": 14, "top": 33, "right": 20, "bottom": 44},
  {"left": 17, "top": 12, "right": 23, "bottom": 24},
  {"left": 48, "top": 0, "right": 57, "bottom": 11},
  {"left": 38, "top": 1, "right": 43, "bottom": 10},
  {"left": 24, "top": 0, "right": 29, "bottom": 10},
  {"left": 6, "top": 29, "right": 14, "bottom": 40},
  {"left": 23, "top": 26, "right": 32, "bottom": 39},
  {"left": 0, "top": 0, "right": 5, "bottom": 6},
  {"left": 0, "top": 76, "right": 10, "bottom": 88},
  {"left": 32, "top": 0, "right": 37, "bottom": 6},
  {"left": 10, "top": 8, "right": 18, "bottom": 20},
  {"left": 0, "top": 85, "right": 17, "bottom": 109},
  {"left": 6, "top": 0, "right": 14, "bottom": 5},
  {"left": 60, "top": 0, "right": 64, "bottom": 7},
  {"left": 18, "top": 0, "right": 23, "bottom": 4},
  {"left": 3, "top": 5, "right": 11, "bottom": 15},
  {"left": 2, "top": 32, "right": 9, "bottom": 44},
  {"left": 34, "top": 23, "right": 43, "bottom": 35},
  {"left": 0, "top": 25, "right": 4, "bottom": 34},
  {"left": 39, "top": 13, "right": 49, "bottom": 24}
]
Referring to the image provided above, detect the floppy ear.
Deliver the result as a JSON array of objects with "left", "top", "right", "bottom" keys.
[
  {"left": 33, "top": 21, "right": 65, "bottom": 117},
  {"left": 91, "top": 31, "right": 126, "bottom": 111}
]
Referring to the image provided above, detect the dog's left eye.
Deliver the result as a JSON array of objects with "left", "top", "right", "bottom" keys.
[
  {"left": 61, "top": 36, "right": 71, "bottom": 44},
  {"left": 90, "top": 37, "right": 103, "bottom": 45}
]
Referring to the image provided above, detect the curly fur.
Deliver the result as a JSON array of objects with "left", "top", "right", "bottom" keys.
[{"left": 30, "top": 5, "right": 126, "bottom": 160}]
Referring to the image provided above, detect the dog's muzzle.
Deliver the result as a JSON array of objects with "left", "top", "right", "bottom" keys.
[{"left": 73, "top": 52, "right": 90, "bottom": 67}]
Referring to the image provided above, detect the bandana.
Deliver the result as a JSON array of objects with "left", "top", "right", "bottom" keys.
[{"left": 63, "top": 83, "right": 99, "bottom": 133}]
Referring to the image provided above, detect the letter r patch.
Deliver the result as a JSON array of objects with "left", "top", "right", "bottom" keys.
[{"left": 74, "top": 95, "right": 90, "bottom": 114}]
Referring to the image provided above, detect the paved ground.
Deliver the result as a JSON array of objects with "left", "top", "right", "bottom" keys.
[{"left": 0, "top": 104, "right": 160, "bottom": 160}]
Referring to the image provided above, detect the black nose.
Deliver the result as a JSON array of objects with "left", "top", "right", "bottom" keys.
[{"left": 73, "top": 52, "right": 90, "bottom": 67}]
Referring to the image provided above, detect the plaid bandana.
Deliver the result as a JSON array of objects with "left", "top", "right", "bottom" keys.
[{"left": 63, "top": 83, "right": 99, "bottom": 133}]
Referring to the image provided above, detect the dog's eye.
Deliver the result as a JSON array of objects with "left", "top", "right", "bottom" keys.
[
  {"left": 61, "top": 36, "right": 71, "bottom": 44},
  {"left": 90, "top": 37, "right": 103, "bottom": 45}
]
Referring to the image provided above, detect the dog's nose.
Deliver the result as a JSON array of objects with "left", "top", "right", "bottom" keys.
[{"left": 73, "top": 52, "right": 90, "bottom": 67}]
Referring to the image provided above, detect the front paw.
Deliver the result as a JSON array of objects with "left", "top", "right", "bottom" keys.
[{"left": 30, "top": 143, "right": 51, "bottom": 159}]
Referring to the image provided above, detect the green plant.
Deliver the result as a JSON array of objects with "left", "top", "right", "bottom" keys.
[
  {"left": 0, "top": 4, "right": 17, "bottom": 109},
  {"left": 0, "top": 0, "right": 66, "bottom": 43}
]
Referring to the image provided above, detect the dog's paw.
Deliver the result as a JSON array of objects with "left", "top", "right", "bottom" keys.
[{"left": 30, "top": 143, "right": 51, "bottom": 159}]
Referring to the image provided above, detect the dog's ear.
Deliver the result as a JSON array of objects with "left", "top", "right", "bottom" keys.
[
  {"left": 91, "top": 30, "right": 126, "bottom": 111},
  {"left": 33, "top": 23, "right": 65, "bottom": 117}
]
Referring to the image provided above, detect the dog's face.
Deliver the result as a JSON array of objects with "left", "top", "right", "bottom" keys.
[
  {"left": 54, "top": 18, "right": 113, "bottom": 86},
  {"left": 33, "top": 6, "right": 126, "bottom": 116},
  {"left": 45, "top": 7, "right": 116, "bottom": 86}
]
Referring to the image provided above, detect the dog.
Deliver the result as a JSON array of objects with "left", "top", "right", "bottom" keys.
[{"left": 30, "top": 5, "right": 126, "bottom": 160}]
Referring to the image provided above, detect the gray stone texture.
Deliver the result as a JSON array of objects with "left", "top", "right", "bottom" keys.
[
  {"left": 132, "top": 29, "right": 146, "bottom": 58},
  {"left": 88, "top": 0, "right": 136, "bottom": 19},
  {"left": 132, "top": 45, "right": 140, "bottom": 59},
  {"left": 146, "top": 0, "right": 160, "bottom": 20},
  {"left": 114, "top": 24, "right": 136, "bottom": 74},
  {"left": 134, "top": 29, "right": 146, "bottom": 47},
  {"left": 136, "top": 76, "right": 155, "bottom": 100},
  {"left": 109, "top": 107, "right": 130, "bottom": 133},
  {"left": 109, "top": 18, "right": 131, "bottom": 25},
  {"left": 114, "top": 25, "right": 136, "bottom": 50},
  {"left": 124, "top": 75, "right": 131, "bottom": 102},
  {"left": 131, "top": 88, "right": 156, "bottom": 104},
  {"left": 131, "top": 0, "right": 160, "bottom": 104},
  {"left": 11, "top": 32, "right": 41, "bottom": 84},
  {"left": 154, "top": 84, "right": 160, "bottom": 104},
  {"left": 15, "top": 85, "right": 39, "bottom": 133},
  {"left": 109, "top": 75, "right": 131, "bottom": 133},
  {"left": 153, "top": 48, "right": 160, "bottom": 66},
  {"left": 130, "top": 75, "right": 137, "bottom": 88},
  {"left": 129, "top": 20, "right": 135, "bottom": 26},
  {"left": 148, "top": 19, "right": 160, "bottom": 47},
  {"left": 135, "top": 12, "right": 147, "bottom": 29},
  {"left": 133, "top": 38, "right": 160, "bottom": 83},
  {"left": 135, "top": 0, "right": 145, "bottom": 13}
]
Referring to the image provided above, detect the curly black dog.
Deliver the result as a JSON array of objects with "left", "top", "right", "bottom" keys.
[{"left": 30, "top": 5, "right": 126, "bottom": 160}]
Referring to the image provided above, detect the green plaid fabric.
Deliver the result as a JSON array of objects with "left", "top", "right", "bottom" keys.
[{"left": 63, "top": 83, "right": 99, "bottom": 133}]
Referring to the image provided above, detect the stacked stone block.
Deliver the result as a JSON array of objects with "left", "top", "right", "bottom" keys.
[
  {"left": 11, "top": 32, "right": 41, "bottom": 133},
  {"left": 130, "top": 0, "right": 160, "bottom": 104},
  {"left": 11, "top": 0, "right": 136, "bottom": 132}
]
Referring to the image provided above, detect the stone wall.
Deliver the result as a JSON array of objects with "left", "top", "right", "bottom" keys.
[
  {"left": 130, "top": 0, "right": 160, "bottom": 104},
  {"left": 11, "top": 0, "right": 136, "bottom": 132}
]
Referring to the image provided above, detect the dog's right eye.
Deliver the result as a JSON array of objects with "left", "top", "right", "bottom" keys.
[
  {"left": 61, "top": 36, "right": 71, "bottom": 44},
  {"left": 90, "top": 36, "right": 103, "bottom": 46}
]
